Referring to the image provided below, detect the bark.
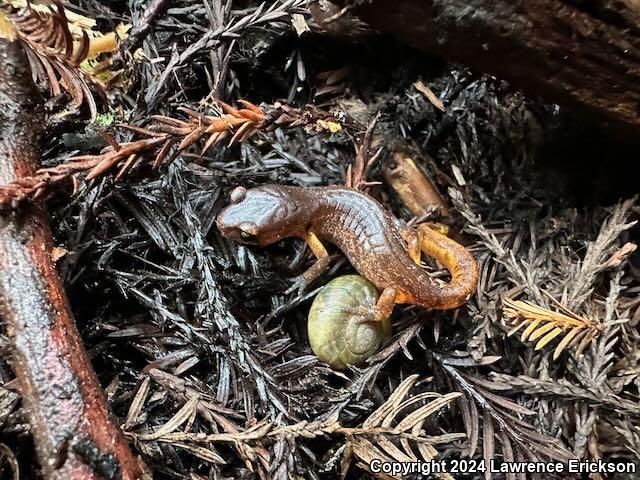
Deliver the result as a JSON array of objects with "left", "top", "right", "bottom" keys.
[
  {"left": 0, "top": 38, "right": 139, "bottom": 479},
  {"left": 350, "top": 0, "right": 640, "bottom": 128}
]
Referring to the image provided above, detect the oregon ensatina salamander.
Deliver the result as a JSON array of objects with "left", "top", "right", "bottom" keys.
[{"left": 216, "top": 185, "right": 478, "bottom": 321}]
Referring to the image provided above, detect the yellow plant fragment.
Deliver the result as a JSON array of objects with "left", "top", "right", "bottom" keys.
[
  {"left": 87, "top": 23, "right": 130, "bottom": 59},
  {"left": 317, "top": 119, "right": 342, "bottom": 133},
  {"left": 503, "top": 297, "right": 600, "bottom": 360},
  {"left": 8, "top": 1, "right": 129, "bottom": 61},
  {"left": 520, "top": 319, "right": 541, "bottom": 341},
  {"left": 527, "top": 321, "right": 557, "bottom": 342},
  {"left": 0, "top": 12, "right": 16, "bottom": 40},
  {"left": 552, "top": 326, "right": 584, "bottom": 360},
  {"left": 535, "top": 327, "right": 564, "bottom": 350}
]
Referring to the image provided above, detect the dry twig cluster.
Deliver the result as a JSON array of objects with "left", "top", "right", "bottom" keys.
[
  {"left": 504, "top": 297, "right": 602, "bottom": 360},
  {"left": 0, "top": 100, "right": 265, "bottom": 209},
  {"left": 0, "top": 0, "right": 96, "bottom": 117},
  {"left": 1, "top": 0, "right": 640, "bottom": 478}
]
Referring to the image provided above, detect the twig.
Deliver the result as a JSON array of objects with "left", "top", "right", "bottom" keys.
[
  {"left": 490, "top": 373, "right": 640, "bottom": 417},
  {"left": 565, "top": 199, "right": 636, "bottom": 310},
  {"left": 0, "top": 100, "right": 347, "bottom": 210},
  {"left": 128, "top": 374, "right": 463, "bottom": 476},
  {"left": 1, "top": 0, "right": 97, "bottom": 119},
  {"left": 0, "top": 99, "right": 265, "bottom": 209},
  {"left": 0, "top": 37, "right": 138, "bottom": 479},
  {"left": 204, "top": 0, "right": 233, "bottom": 99},
  {"left": 345, "top": 112, "right": 382, "bottom": 190},
  {"left": 384, "top": 151, "right": 449, "bottom": 217}
]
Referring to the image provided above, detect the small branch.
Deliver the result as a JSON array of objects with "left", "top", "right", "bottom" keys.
[
  {"left": 0, "top": 100, "right": 265, "bottom": 209},
  {"left": 0, "top": 101, "right": 344, "bottom": 210},
  {"left": 345, "top": 112, "right": 382, "bottom": 191},
  {"left": 0, "top": 38, "right": 138, "bottom": 479}
]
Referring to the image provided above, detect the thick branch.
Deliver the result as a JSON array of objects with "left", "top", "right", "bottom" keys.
[
  {"left": 0, "top": 39, "right": 139, "bottom": 479},
  {"left": 351, "top": 0, "right": 640, "bottom": 128}
]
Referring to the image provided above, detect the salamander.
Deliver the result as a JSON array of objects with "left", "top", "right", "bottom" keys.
[{"left": 216, "top": 185, "right": 478, "bottom": 322}]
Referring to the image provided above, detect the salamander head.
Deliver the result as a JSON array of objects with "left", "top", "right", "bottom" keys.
[{"left": 216, "top": 185, "right": 305, "bottom": 245}]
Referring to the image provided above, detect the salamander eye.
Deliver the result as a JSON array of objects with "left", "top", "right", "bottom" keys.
[{"left": 230, "top": 186, "right": 247, "bottom": 203}]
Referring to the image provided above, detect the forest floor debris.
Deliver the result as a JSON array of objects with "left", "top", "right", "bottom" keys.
[{"left": 1, "top": 1, "right": 639, "bottom": 479}]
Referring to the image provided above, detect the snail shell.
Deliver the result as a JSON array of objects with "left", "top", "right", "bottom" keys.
[{"left": 308, "top": 275, "right": 393, "bottom": 369}]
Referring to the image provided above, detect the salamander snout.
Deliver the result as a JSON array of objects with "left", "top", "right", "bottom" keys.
[
  {"left": 217, "top": 184, "right": 303, "bottom": 246},
  {"left": 216, "top": 203, "right": 260, "bottom": 243},
  {"left": 216, "top": 185, "right": 283, "bottom": 245}
]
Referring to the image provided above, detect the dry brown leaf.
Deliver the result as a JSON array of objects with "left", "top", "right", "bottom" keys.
[
  {"left": 123, "top": 377, "right": 151, "bottom": 430},
  {"left": 137, "top": 395, "right": 199, "bottom": 441},
  {"left": 395, "top": 393, "right": 461, "bottom": 432},
  {"left": 482, "top": 411, "right": 494, "bottom": 480}
]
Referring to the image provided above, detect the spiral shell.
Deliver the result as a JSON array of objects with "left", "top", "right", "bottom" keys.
[{"left": 308, "top": 275, "right": 393, "bottom": 369}]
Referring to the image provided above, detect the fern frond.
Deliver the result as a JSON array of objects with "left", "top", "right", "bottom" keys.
[{"left": 503, "top": 297, "right": 602, "bottom": 360}]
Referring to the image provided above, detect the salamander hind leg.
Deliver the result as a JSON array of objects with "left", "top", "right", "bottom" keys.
[
  {"left": 400, "top": 228, "right": 422, "bottom": 265},
  {"left": 402, "top": 221, "right": 452, "bottom": 265},
  {"left": 373, "top": 287, "right": 398, "bottom": 321},
  {"left": 341, "top": 287, "right": 398, "bottom": 323},
  {"left": 413, "top": 222, "right": 478, "bottom": 310}
]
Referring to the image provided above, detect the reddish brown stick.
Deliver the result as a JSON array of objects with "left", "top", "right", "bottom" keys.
[{"left": 0, "top": 39, "right": 139, "bottom": 479}]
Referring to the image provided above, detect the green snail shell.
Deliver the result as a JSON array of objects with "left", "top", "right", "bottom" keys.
[{"left": 308, "top": 275, "right": 393, "bottom": 369}]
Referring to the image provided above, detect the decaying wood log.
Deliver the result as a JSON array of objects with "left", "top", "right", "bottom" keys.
[
  {"left": 347, "top": 0, "right": 640, "bottom": 128},
  {"left": 0, "top": 38, "right": 139, "bottom": 479}
]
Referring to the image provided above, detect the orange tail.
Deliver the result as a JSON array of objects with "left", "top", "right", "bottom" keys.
[{"left": 416, "top": 223, "right": 479, "bottom": 310}]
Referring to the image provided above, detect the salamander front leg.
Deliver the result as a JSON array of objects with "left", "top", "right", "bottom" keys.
[{"left": 286, "top": 232, "right": 331, "bottom": 295}]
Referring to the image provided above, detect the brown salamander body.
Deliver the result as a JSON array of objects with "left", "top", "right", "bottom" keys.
[{"left": 216, "top": 185, "right": 478, "bottom": 319}]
